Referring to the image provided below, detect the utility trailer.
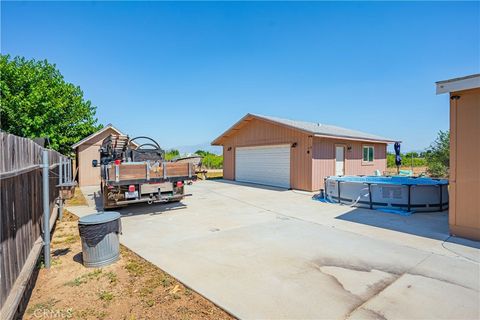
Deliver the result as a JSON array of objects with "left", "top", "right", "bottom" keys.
[{"left": 94, "top": 134, "right": 198, "bottom": 209}]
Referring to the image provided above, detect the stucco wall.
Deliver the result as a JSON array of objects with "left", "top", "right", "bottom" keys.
[
  {"left": 449, "top": 87, "right": 480, "bottom": 240},
  {"left": 311, "top": 137, "right": 387, "bottom": 190}
]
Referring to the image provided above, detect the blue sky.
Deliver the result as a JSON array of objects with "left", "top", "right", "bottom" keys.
[{"left": 2, "top": 1, "right": 479, "bottom": 153}]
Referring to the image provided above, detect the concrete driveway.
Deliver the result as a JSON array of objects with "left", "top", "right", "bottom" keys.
[{"left": 73, "top": 180, "right": 480, "bottom": 319}]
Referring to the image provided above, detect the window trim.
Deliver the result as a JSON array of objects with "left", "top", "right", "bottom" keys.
[{"left": 362, "top": 145, "right": 375, "bottom": 165}]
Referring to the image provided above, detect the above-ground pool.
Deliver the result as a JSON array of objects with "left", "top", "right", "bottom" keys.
[{"left": 324, "top": 176, "right": 448, "bottom": 212}]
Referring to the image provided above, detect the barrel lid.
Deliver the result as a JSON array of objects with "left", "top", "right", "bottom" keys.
[{"left": 79, "top": 212, "right": 120, "bottom": 225}]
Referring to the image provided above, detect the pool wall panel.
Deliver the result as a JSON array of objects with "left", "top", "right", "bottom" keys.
[{"left": 325, "top": 177, "right": 449, "bottom": 212}]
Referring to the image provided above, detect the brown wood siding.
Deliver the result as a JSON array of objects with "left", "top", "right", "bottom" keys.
[
  {"left": 222, "top": 145, "right": 235, "bottom": 180},
  {"left": 0, "top": 133, "right": 62, "bottom": 309},
  {"left": 220, "top": 118, "right": 313, "bottom": 190},
  {"left": 311, "top": 137, "right": 387, "bottom": 190},
  {"left": 106, "top": 163, "right": 191, "bottom": 181},
  {"left": 449, "top": 88, "right": 480, "bottom": 240}
]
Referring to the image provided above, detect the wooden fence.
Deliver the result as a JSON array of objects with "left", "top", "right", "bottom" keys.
[{"left": 0, "top": 132, "right": 67, "bottom": 316}]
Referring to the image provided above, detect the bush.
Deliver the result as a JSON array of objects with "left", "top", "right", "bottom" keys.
[
  {"left": 195, "top": 150, "right": 223, "bottom": 169},
  {"left": 425, "top": 130, "right": 450, "bottom": 178},
  {"left": 387, "top": 153, "right": 426, "bottom": 168},
  {"left": 164, "top": 149, "right": 180, "bottom": 161},
  {"left": 201, "top": 154, "right": 223, "bottom": 169}
]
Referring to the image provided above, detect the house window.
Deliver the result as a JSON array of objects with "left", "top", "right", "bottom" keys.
[{"left": 363, "top": 146, "right": 374, "bottom": 163}]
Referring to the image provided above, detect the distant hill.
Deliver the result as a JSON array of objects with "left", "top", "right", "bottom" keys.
[{"left": 168, "top": 142, "right": 222, "bottom": 155}]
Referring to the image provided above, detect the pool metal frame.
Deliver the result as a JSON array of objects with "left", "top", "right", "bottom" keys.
[{"left": 324, "top": 176, "right": 449, "bottom": 212}]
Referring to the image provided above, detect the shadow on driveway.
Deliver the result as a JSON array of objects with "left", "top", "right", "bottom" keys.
[
  {"left": 117, "top": 201, "right": 187, "bottom": 218},
  {"left": 89, "top": 186, "right": 187, "bottom": 218},
  {"left": 212, "top": 179, "right": 290, "bottom": 192},
  {"left": 336, "top": 208, "right": 480, "bottom": 249}
]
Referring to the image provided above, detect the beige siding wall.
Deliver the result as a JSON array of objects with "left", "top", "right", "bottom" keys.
[
  {"left": 221, "top": 118, "right": 313, "bottom": 190},
  {"left": 311, "top": 137, "right": 387, "bottom": 190},
  {"left": 449, "top": 88, "right": 480, "bottom": 240},
  {"left": 77, "top": 128, "right": 119, "bottom": 187},
  {"left": 223, "top": 145, "right": 235, "bottom": 180}
]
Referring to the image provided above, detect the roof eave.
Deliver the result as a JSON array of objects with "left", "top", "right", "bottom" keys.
[
  {"left": 71, "top": 125, "right": 140, "bottom": 149},
  {"left": 211, "top": 114, "right": 253, "bottom": 146},
  {"left": 211, "top": 113, "right": 397, "bottom": 146},
  {"left": 313, "top": 134, "right": 396, "bottom": 144},
  {"left": 211, "top": 113, "right": 314, "bottom": 146},
  {"left": 436, "top": 74, "right": 480, "bottom": 94}
]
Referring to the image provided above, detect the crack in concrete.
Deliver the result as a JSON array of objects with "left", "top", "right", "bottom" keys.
[
  {"left": 312, "top": 254, "right": 477, "bottom": 292},
  {"left": 310, "top": 260, "right": 400, "bottom": 319},
  {"left": 310, "top": 252, "right": 478, "bottom": 319},
  {"left": 350, "top": 307, "right": 388, "bottom": 320}
]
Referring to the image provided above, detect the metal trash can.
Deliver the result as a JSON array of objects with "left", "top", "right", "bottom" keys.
[{"left": 78, "top": 212, "right": 121, "bottom": 268}]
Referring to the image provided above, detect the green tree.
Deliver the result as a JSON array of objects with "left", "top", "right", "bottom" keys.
[
  {"left": 387, "top": 153, "right": 396, "bottom": 168},
  {"left": 195, "top": 149, "right": 208, "bottom": 157},
  {"left": 0, "top": 55, "right": 102, "bottom": 154},
  {"left": 387, "top": 152, "right": 426, "bottom": 168},
  {"left": 405, "top": 151, "right": 419, "bottom": 158},
  {"left": 194, "top": 150, "right": 223, "bottom": 169},
  {"left": 425, "top": 130, "right": 450, "bottom": 178},
  {"left": 202, "top": 153, "right": 223, "bottom": 169},
  {"left": 164, "top": 149, "right": 180, "bottom": 160}
]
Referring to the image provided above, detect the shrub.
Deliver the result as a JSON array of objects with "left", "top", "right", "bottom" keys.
[
  {"left": 425, "top": 130, "right": 450, "bottom": 178},
  {"left": 387, "top": 153, "right": 426, "bottom": 168},
  {"left": 195, "top": 150, "right": 223, "bottom": 169},
  {"left": 164, "top": 149, "right": 180, "bottom": 160}
]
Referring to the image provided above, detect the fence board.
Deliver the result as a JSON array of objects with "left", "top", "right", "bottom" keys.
[{"left": 0, "top": 132, "right": 66, "bottom": 311}]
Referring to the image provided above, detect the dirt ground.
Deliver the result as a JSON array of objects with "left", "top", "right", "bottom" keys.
[
  {"left": 65, "top": 188, "right": 88, "bottom": 206},
  {"left": 24, "top": 210, "right": 233, "bottom": 320},
  {"left": 197, "top": 169, "right": 223, "bottom": 180}
]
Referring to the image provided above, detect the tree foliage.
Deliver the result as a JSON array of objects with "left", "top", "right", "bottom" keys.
[
  {"left": 164, "top": 149, "right": 180, "bottom": 160},
  {"left": 0, "top": 55, "right": 102, "bottom": 154},
  {"left": 195, "top": 150, "right": 223, "bottom": 169},
  {"left": 425, "top": 130, "right": 450, "bottom": 178},
  {"left": 387, "top": 153, "right": 426, "bottom": 168}
]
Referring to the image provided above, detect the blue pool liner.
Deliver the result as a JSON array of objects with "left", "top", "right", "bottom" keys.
[{"left": 327, "top": 175, "right": 448, "bottom": 185}]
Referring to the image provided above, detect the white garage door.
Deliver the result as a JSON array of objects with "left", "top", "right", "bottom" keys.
[{"left": 235, "top": 145, "right": 291, "bottom": 188}]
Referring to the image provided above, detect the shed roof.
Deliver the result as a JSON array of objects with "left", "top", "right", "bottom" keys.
[
  {"left": 71, "top": 124, "right": 139, "bottom": 149},
  {"left": 211, "top": 113, "right": 396, "bottom": 145}
]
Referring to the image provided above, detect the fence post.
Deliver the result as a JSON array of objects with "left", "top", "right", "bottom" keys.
[
  {"left": 59, "top": 157, "right": 63, "bottom": 184},
  {"left": 58, "top": 157, "right": 63, "bottom": 221},
  {"left": 64, "top": 157, "right": 68, "bottom": 182},
  {"left": 42, "top": 150, "right": 51, "bottom": 269},
  {"left": 69, "top": 158, "right": 72, "bottom": 182},
  {"left": 59, "top": 196, "right": 64, "bottom": 221},
  {"left": 63, "top": 157, "right": 66, "bottom": 183}
]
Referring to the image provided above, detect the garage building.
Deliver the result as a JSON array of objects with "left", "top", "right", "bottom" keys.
[
  {"left": 72, "top": 124, "right": 138, "bottom": 187},
  {"left": 212, "top": 114, "right": 395, "bottom": 191}
]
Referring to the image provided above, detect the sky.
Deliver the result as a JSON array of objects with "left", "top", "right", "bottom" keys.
[{"left": 2, "top": 1, "right": 479, "bottom": 153}]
